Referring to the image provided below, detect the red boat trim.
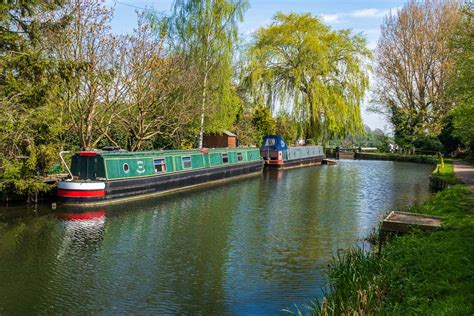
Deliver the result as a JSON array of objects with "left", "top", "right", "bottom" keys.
[
  {"left": 266, "top": 160, "right": 284, "bottom": 165},
  {"left": 57, "top": 189, "right": 105, "bottom": 197},
  {"left": 79, "top": 151, "right": 97, "bottom": 157}
]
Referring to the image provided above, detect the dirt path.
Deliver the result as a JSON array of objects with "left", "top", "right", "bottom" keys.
[{"left": 454, "top": 161, "right": 474, "bottom": 194}]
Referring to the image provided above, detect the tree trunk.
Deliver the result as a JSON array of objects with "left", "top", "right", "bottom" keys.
[{"left": 198, "top": 66, "right": 209, "bottom": 149}]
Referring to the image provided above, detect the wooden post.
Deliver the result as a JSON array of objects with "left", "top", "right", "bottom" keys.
[{"left": 377, "top": 229, "right": 384, "bottom": 256}]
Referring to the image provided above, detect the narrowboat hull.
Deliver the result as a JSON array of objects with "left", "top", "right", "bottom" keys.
[
  {"left": 264, "top": 156, "right": 323, "bottom": 170},
  {"left": 58, "top": 160, "right": 263, "bottom": 206}
]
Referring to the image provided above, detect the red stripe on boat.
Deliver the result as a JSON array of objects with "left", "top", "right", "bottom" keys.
[
  {"left": 57, "top": 189, "right": 105, "bottom": 197},
  {"left": 79, "top": 151, "right": 97, "bottom": 157},
  {"left": 267, "top": 160, "right": 284, "bottom": 165}
]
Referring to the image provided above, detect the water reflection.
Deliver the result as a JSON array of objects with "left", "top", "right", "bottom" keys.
[
  {"left": 0, "top": 161, "right": 434, "bottom": 314},
  {"left": 55, "top": 210, "right": 106, "bottom": 259}
]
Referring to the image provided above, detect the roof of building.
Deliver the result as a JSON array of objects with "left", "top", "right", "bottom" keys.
[{"left": 223, "top": 130, "right": 237, "bottom": 137}]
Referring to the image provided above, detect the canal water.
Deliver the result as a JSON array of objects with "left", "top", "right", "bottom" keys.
[{"left": 0, "top": 160, "right": 433, "bottom": 314}]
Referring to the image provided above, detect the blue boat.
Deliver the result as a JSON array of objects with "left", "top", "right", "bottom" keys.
[{"left": 260, "top": 135, "right": 324, "bottom": 170}]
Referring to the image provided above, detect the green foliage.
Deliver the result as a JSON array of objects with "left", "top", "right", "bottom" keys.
[
  {"left": 432, "top": 160, "right": 463, "bottom": 185},
  {"left": 160, "top": 0, "right": 249, "bottom": 146},
  {"left": 307, "top": 185, "right": 474, "bottom": 315},
  {"left": 233, "top": 106, "right": 260, "bottom": 146},
  {"left": 438, "top": 113, "right": 462, "bottom": 154},
  {"left": 245, "top": 12, "right": 370, "bottom": 143},
  {"left": 205, "top": 82, "right": 242, "bottom": 133},
  {"left": 0, "top": 159, "right": 49, "bottom": 200},
  {"left": 376, "top": 134, "right": 391, "bottom": 153},
  {"left": 413, "top": 135, "right": 443, "bottom": 152},
  {"left": 252, "top": 105, "right": 276, "bottom": 144},
  {"left": 329, "top": 126, "right": 391, "bottom": 149},
  {"left": 275, "top": 111, "right": 299, "bottom": 145},
  {"left": 452, "top": 104, "right": 474, "bottom": 150},
  {"left": 0, "top": 1, "right": 68, "bottom": 198},
  {"left": 448, "top": 4, "right": 474, "bottom": 151}
]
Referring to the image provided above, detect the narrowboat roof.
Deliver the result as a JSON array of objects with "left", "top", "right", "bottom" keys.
[
  {"left": 80, "top": 147, "right": 259, "bottom": 158},
  {"left": 261, "top": 135, "right": 289, "bottom": 151}
]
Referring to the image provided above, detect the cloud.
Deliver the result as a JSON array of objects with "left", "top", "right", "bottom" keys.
[
  {"left": 321, "top": 14, "right": 342, "bottom": 23},
  {"left": 351, "top": 8, "right": 388, "bottom": 18},
  {"left": 320, "top": 7, "right": 400, "bottom": 24}
]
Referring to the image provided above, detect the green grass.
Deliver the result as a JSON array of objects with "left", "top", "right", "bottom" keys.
[
  {"left": 304, "top": 185, "right": 474, "bottom": 315},
  {"left": 432, "top": 160, "right": 463, "bottom": 185}
]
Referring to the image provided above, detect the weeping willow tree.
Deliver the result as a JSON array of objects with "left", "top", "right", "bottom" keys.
[
  {"left": 156, "top": 0, "right": 249, "bottom": 148},
  {"left": 245, "top": 13, "right": 371, "bottom": 143}
]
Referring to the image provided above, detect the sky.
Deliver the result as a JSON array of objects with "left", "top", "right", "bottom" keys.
[{"left": 108, "top": 0, "right": 406, "bottom": 132}]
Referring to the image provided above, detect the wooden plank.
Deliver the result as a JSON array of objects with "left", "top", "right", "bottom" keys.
[
  {"left": 378, "top": 211, "right": 442, "bottom": 255},
  {"left": 382, "top": 211, "right": 442, "bottom": 233},
  {"left": 322, "top": 159, "right": 337, "bottom": 165}
]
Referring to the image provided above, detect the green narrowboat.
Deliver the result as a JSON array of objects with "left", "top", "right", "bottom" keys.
[{"left": 58, "top": 147, "right": 263, "bottom": 205}]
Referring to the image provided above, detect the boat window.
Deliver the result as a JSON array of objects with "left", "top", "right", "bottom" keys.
[
  {"left": 123, "top": 163, "right": 129, "bottom": 173},
  {"left": 264, "top": 138, "right": 275, "bottom": 147},
  {"left": 222, "top": 153, "right": 229, "bottom": 164},
  {"left": 182, "top": 156, "right": 192, "bottom": 169},
  {"left": 237, "top": 152, "right": 243, "bottom": 162},
  {"left": 154, "top": 158, "right": 166, "bottom": 173}
]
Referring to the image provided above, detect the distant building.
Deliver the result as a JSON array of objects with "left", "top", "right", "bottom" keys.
[{"left": 203, "top": 131, "right": 237, "bottom": 148}]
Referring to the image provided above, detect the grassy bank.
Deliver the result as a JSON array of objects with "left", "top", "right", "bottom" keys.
[
  {"left": 304, "top": 177, "right": 474, "bottom": 314},
  {"left": 432, "top": 160, "right": 463, "bottom": 185},
  {"left": 353, "top": 152, "right": 438, "bottom": 164}
]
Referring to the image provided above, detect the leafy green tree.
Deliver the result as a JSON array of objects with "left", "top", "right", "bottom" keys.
[
  {"left": 245, "top": 12, "right": 370, "bottom": 143},
  {"left": 448, "top": 4, "right": 474, "bottom": 151},
  {"left": 0, "top": 1, "right": 68, "bottom": 200},
  {"left": 232, "top": 109, "right": 259, "bottom": 146},
  {"left": 156, "top": 0, "right": 249, "bottom": 148},
  {"left": 372, "top": 1, "right": 461, "bottom": 148},
  {"left": 252, "top": 103, "right": 276, "bottom": 145},
  {"left": 438, "top": 114, "right": 462, "bottom": 154},
  {"left": 275, "top": 111, "right": 299, "bottom": 145},
  {"left": 376, "top": 134, "right": 392, "bottom": 153}
]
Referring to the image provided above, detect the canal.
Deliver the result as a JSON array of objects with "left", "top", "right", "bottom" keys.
[{"left": 0, "top": 160, "right": 433, "bottom": 314}]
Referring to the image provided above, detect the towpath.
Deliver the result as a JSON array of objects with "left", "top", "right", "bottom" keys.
[{"left": 454, "top": 161, "right": 474, "bottom": 194}]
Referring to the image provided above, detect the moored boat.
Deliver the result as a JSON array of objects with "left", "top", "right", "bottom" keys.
[
  {"left": 58, "top": 147, "right": 263, "bottom": 206},
  {"left": 260, "top": 135, "right": 324, "bottom": 170}
]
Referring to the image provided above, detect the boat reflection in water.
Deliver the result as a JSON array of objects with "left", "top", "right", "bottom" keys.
[
  {"left": 55, "top": 209, "right": 106, "bottom": 258},
  {"left": 56, "top": 209, "right": 106, "bottom": 222}
]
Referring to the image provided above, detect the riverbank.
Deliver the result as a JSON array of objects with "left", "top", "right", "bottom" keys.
[
  {"left": 308, "top": 161, "right": 474, "bottom": 314},
  {"left": 355, "top": 152, "right": 437, "bottom": 164},
  {"left": 325, "top": 150, "right": 438, "bottom": 164},
  {"left": 430, "top": 160, "right": 463, "bottom": 190}
]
